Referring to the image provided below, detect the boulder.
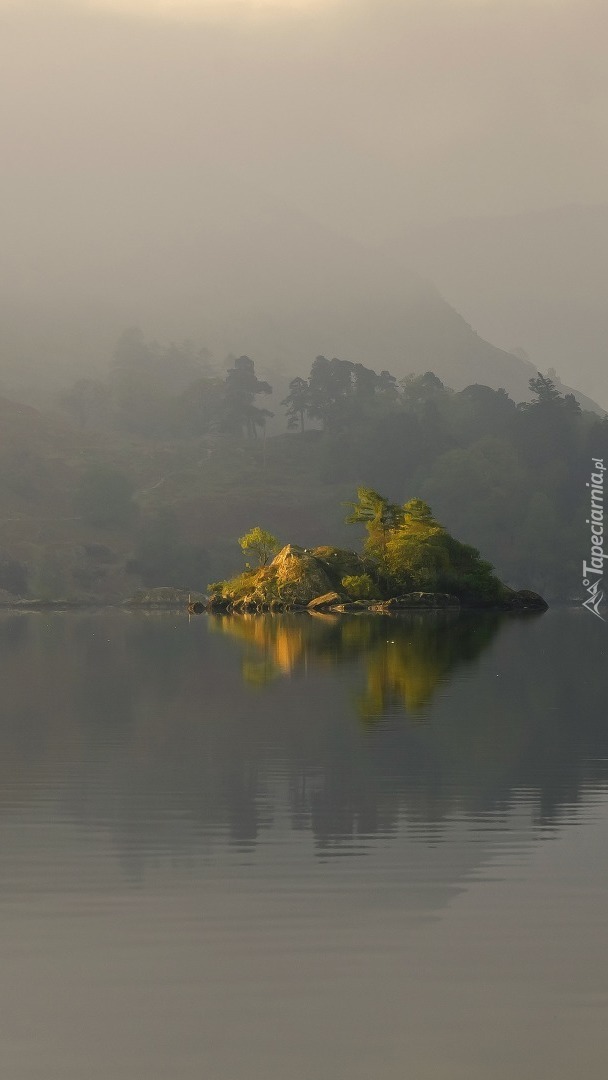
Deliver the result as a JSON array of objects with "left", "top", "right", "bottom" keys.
[
  {"left": 503, "top": 589, "right": 548, "bottom": 611},
  {"left": 271, "top": 545, "right": 337, "bottom": 605},
  {"left": 187, "top": 601, "right": 206, "bottom": 614},
  {"left": 307, "top": 591, "right": 344, "bottom": 611},
  {"left": 207, "top": 594, "right": 231, "bottom": 612},
  {"left": 232, "top": 596, "right": 258, "bottom": 613}
]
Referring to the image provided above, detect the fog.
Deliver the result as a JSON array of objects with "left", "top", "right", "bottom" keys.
[{"left": 1, "top": 0, "right": 607, "bottom": 402}]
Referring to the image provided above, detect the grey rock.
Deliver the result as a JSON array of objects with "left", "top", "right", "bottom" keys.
[{"left": 307, "top": 591, "right": 344, "bottom": 611}]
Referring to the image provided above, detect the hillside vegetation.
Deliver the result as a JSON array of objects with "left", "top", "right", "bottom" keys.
[{"left": 0, "top": 338, "right": 604, "bottom": 603}]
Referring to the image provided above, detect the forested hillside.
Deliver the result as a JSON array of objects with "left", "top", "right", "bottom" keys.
[{"left": 0, "top": 334, "right": 603, "bottom": 604}]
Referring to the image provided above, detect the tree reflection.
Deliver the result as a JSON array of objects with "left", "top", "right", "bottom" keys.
[
  {"left": 211, "top": 610, "right": 504, "bottom": 718},
  {"left": 0, "top": 610, "right": 605, "bottom": 881}
]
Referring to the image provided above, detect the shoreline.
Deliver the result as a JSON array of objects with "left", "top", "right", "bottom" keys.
[{"left": 0, "top": 599, "right": 557, "bottom": 614}]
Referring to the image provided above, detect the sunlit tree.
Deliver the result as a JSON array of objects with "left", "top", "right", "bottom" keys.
[{"left": 238, "top": 526, "right": 281, "bottom": 567}]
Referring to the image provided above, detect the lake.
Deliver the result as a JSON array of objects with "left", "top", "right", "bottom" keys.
[{"left": 0, "top": 607, "right": 606, "bottom": 1079}]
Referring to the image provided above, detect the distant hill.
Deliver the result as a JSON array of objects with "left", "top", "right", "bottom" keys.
[
  {"left": 2, "top": 173, "right": 598, "bottom": 410},
  {"left": 386, "top": 204, "right": 608, "bottom": 412}
]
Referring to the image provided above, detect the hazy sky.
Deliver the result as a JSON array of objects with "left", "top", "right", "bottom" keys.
[
  {"left": 2, "top": 0, "right": 606, "bottom": 241},
  {"left": 1, "top": 0, "right": 607, "bottom": 402}
]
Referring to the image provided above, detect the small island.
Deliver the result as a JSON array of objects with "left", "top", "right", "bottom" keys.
[{"left": 203, "top": 490, "right": 547, "bottom": 614}]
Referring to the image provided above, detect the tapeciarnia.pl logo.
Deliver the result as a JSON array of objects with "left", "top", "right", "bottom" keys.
[{"left": 582, "top": 457, "right": 606, "bottom": 620}]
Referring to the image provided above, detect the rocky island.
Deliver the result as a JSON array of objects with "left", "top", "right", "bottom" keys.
[{"left": 204, "top": 490, "right": 547, "bottom": 614}]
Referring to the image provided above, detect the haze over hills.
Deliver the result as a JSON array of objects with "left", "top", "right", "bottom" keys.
[
  {"left": 2, "top": 3, "right": 605, "bottom": 413},
  {"left": 2, "top": 177, "right": 600, "bottom": 413},
  {"left": 387, "top": 204, "right": 608, "bottom": 411}
]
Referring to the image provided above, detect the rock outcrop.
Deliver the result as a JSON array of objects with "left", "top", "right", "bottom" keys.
[
  {"left": 369, "top": 592, "right": 461, "bottom": 612},
  {"left": 500, "top": 589, "right": 548, "bottom": 611},
  {"left": 307, "top": 591, "right": 343, "bottom": 611},
  {"left": 210, "top": 545, "right": 347, "bottom": 610},
  {"left": 272, "top": 545, "right": 337, "bottom": 603}
]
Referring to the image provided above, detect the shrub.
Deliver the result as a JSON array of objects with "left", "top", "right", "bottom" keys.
[{"left": 341, "top": 573, "right": 376, "bottom": 600}]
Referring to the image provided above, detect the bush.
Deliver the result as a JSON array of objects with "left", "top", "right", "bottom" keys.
[{"left": 341, "top": 573, "right": 376, "bottom": 600}]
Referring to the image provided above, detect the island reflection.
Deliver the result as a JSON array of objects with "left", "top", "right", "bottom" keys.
[
  {"left": 210, "top": 610, "right": 508, "bottom": 717},
  {"left": 0, "top": 610, "right": 605, "bottom": 885}
]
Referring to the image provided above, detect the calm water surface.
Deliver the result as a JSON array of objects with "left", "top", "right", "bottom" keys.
[{"left": 0, "top": 608, "right": 607, "bottom": 1079}]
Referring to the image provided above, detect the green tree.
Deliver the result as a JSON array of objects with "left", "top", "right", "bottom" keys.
[
  {"left": 341, "top": 573, "right": 375, "bottom": 600},
  {"left": 238, "top": 527, "right": 281, "bottom": 567},
  {"left": 385, "top": 498, "right": 503, "bottom": 601},
  {"left": 345, "top": 487, "right": 403, "bottom": 563}
]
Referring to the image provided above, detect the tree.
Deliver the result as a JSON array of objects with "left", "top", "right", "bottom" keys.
[
  {"left": 238, "top": 527, "right": 281, "bottom": 567},
  {"left": 562, "top": 393, "right": 582, "bottom": 416},
  {"left": 307, "top": 355, "right": 356, "bottom": 430},
  {"left": 281, "top": 377, "right": 310, "bottom": 432},
  {"left": 401, "top": 371, "right": 447, "bottom": 408},
  {"left": 376, "top": 369, "right": 399, "bottom": 403},
  {"left": 384, "top": 499, "right": 447, "bottom": 591},
  {"left": 524, "top": 373, "right": 563, "bottom": 408},
  {"left": 345, "top": 488, "right": 403, "bottom": 564},
  {"left": 385, "top": 498, "right": 503, "bottom": 600},
  {"left": 342, "top": 573, "right": 375, "bottom": 600},
  {"left": 346, "top": 490, "right": 504, "bottom": 601},
  {"left": 221, "top": 356, "right": 273, "bottom": 438},
  {"left": 587, "top": 414, "right": 608, "bottom": 460},
  {"left": 457, "top": 385, "right": 517, "bottom": 442}
]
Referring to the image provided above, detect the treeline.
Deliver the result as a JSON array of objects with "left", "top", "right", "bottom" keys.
[
  {"left": 57, "top": 331, "right": 608, "bottom": 600},
  {"left": 60, "top": 328, "right": 273, "bottom": 439},
  {"left": 289, "top": 363, "right": 607, "bottom": 599}
]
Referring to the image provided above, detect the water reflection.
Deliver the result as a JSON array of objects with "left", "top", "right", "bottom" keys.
[
  {"left": 0, "top": 609, "right": 605, "bottom": 876},
  {"left": 211, "top": 610, "right": 507, "bottom": 715},
  {"left": 1, "top": 610, "right": 607, "bottom": 1080}
]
